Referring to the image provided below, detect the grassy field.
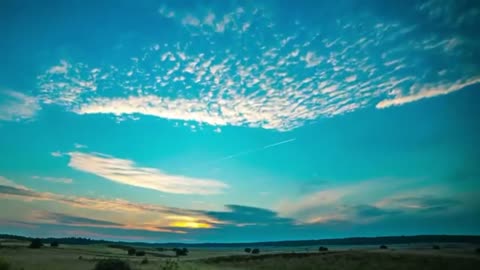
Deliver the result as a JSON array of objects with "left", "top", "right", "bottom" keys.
[{"left": 1, "top": 239, "right": 480, "bottom": 270}]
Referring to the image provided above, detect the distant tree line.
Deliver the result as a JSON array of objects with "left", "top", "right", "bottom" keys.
[{"left": 2, "top": 234, "right": 480, "bottom": 248}]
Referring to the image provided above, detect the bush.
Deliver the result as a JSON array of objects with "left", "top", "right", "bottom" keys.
[
  {"left": 94, "top": 259, "right": 130, "bottom": 270},
  {"left": 0, "top": 258, "right": 10, "bottom": 270},
  {"left": 160, "top": 259, "right": 179, "bottom": 270},
  {"left": 140, "top": 258, "right": 148, "bottom": 265},
  {"left": 127, "top": 248, "right": 136, "bottom": 255},
  {"left": 432, "top": 245, "right": 440, "bottom": 250},
  {"left": 244, "top": 248, "right": 251, "bottom": 253},
  {"left": 318, "top": 246, "right": 328, "bottom": 252},
  {"left": 78, "top": 256, "right": 83, "bottom": 260},
  {"left": 475, "top": 247, "right": 480, "bottom": 254},
  {"left": 173, "top": 247, "right": 188, "bottom": 256},
  {"left": 379, "top": 245, "right": 388, "bottom": 249},
  {"left": 135, "top": 251, "right": 146, "bottom": 256},
  {"left": 29, "top": 238, "right": 43, "bottom": 249},
  {"left": 251, "top": 248, "right": 260, "bottom": 254},
  {"left": 50, "top": 241, "right": 59, "bottom": 247}
]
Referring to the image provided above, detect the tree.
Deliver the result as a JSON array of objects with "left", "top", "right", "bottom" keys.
[
  {"left": 251, "top": 248, "right": 260, "bottom": 254},
  {"left": 318, "top": 246, "right": 328, "bottom": 252},
  {"left": 432, "top": 245, "right": 440, "bottom": 250},
  {"left": 94, "top": 259, "right": 130, "bottom": 270},
  {"left": 244, "top": 248, "right": 251, "bottom": 253},
  {"left": 135, "top": 251, "right": 146, "bottom": 256},
  {"left": 174, "top": 247, "right": 189, "bottom": 256},
  {"left": 29, "top": 238, "right": 43, "bottom": 249},
  {"left": 50, "top": 241, "right": 59, "bottom": 247},
  {"left": 127, "top": 248, "right": 136, "bottom": 255},
  {"left": 379, "top": 245, "right": 388, "bottom": 249}
]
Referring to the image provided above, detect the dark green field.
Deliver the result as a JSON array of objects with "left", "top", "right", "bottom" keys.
[{"left": 1, "top": 239, "right": 480, "bottom": 270}]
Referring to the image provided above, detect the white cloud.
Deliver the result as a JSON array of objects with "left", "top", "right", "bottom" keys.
[
  {"left": 345, "top": 75, "right": 357, "bottom": 83},
  {"left": 32, "top": 176, "right": 73, "bottom": 184},
  {"left": 74, "top": 143, "right": 87, "bottom": 149},
  {"left": 48, "top": 60, "right": 69, "bottom": 74},
  {"left": 0, "top": 91, "right": 40, "bottom": 122},
  {"left": 51, "top": 151, "right": 63, "bottom": 157},
  {"left": 36, "top": 3, "right": 480, "bottom": 132},
  {"left": 182, "top": 15, "right": 200, "bottom": 27},
  {"left": 303, "top": 52, "right": 323, "bottom": 68},
  {"left": 67, "top": 151, "right": 228, "bottom": 195},
  {"left": 376, "top": 77, "right": 480, "bottom": 109}
]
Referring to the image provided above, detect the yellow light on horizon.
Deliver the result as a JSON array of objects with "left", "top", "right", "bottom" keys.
[{"left": 169, "top": 221, "right": 213, "bottom": 229}]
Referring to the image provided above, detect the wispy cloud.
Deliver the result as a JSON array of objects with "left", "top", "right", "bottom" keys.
[
  {"left": 32, "top": 176, "right": 73, "bottom": 184},
  {"left": 74, "top": 143, "right": 87, "bottom": 149},
  {"left": 376, "top": 77, "right": 480, "bottom": 108},
  {"left": 0, "top": 91, "right": 40, "bottom": 122},
  {"left": 67, "top": 151, "right": 228, "bottom": 195}
]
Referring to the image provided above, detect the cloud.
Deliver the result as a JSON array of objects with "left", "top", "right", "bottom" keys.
[
  {"left": 66, "top": 151, "right": 228, "bottom": 195},
  {"left": 378, "top": 195, "right": 460, "bottom": 213},
  {"left": 205, "top": 205, "right": 294, "bottom": 226},
  {"left": 0, "top": 178, "right": 215, "bottom": 232},
  {"left": 74, "top": 143, "right": 87, "bottom": 149},
  {"left": 32, "top": 176, "right": 73, "bottom": 184},
  {"left": 51, "top": 151, "right": 63, "bottom": 157},
  {"left": 35, "top": 1, "right": 480, "bottom": 131},
  {"left": 376, "top": 77, "right": 480, "bottom": 108},
  {"left": 38, "top": 212, "right": 122, "bottom": 227},
  {"left": 0, "top": 91, "right": 40, "bottom": 121}
]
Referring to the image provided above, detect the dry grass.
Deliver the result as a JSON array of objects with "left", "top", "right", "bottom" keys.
[{"left": 1, "top": 240, "right": 479, "bottom": 270}]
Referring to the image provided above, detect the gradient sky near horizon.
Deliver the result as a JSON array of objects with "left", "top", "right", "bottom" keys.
[{"left": 0, "top": 0, "right": 480, "bottom": 243}]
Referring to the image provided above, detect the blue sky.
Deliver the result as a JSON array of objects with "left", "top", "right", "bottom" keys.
[{"left": 0, "top": 0, "right": 479, "bottom": 242}]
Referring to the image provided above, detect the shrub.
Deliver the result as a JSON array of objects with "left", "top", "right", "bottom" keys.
[
  {"left": 251, "top": 248, "right": 260, "bottom": 254},
  {"left": 78, "top": 256, "right": 83, "bottom": 260},
  {"left": 140, "top": 258, "right": 148, "bottom": 265},
  {"left": 127, "top": 248, "right": 136, "bottom": 255},
  {"left": 432, "top": 245, "right": 440, "bottom": 250},
  {"left": 160, "top": 259, "right": 179, "bottom": 270},
  {"left": 244, "top": 248, "right": 251, "bottom": 253},
  {"left": 379, "top": 245, "right": 388, "bottom": 249},
  {"left": 475, "top": 247, "right": 480, "bottom": 254},
  {"left": 50, "top": 241, "right": 59, "bottom": 247},
  {"left": 318, "top": 246, "right": 328, "bottom": 252},
  {"left": 29, "top": 238, "right": 43, "bottom": 249},
  {"left": 173, "top": 247, "right": 188, "bottom": 256},
  {"left": 94, "top": 259, "right": 131, "bottom": 270},
  {"left": 0, "top": 258, "right": 10, "bottom": 270},
  {"left": 135, "top": 251, "right": 146, "bottom": 256}
]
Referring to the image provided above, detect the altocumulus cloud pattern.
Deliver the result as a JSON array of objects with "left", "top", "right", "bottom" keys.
[{"left": 34, "top": 0, "right": 480, "bottom": 131}]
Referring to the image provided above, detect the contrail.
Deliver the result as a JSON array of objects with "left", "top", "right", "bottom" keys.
[
  {"left": 211, "top": 138, "right": 297, "bottom": 163},
  {"left": 262, "top": 138, "right": 297, "bottom": 149}
]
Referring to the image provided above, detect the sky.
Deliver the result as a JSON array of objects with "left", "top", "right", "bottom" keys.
[{"left": 0, "top": 0, "right": 479, "bottom": 243}]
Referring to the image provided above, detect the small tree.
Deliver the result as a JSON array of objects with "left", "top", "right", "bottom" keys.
[
  {"left": 127, "top": 248, "right": 136, "bottom": 255},
  {"left": 432, "top": 245, "right": 440, "bottom": 250},
  {"left": 475, "top": 247, "right": 480, "bottom": 254},
  {"left": 140, "top": 258, "right": 148, "bottom": 265},
  {"left": 318, "top": 246, "right": 328, "bottom": 252},
  {"left": 29, "top": 238, "right": 43, "bottom": 249},
  {"left": 174, "top": 247, "right": 188, "bottom": 256},
  {"left": 0, "top": 257, "right": 10, "bottom": 270},
  {"left": 379, "top": 245, "right": 388, "bottom": 249},
  {"left": 94, "top": 259, "right": 130, "bottom": 270},
  {"left": 135, "top": 251, "right": 146, "bottom": 256},
  {"left": 50, "top": 241, "right": 59, "bottom": 247},
  {"left": 251, "top": 248, "right": 260, "bottom": 254},
  {"left": 244, "top": 248, "right": 251, "bottom": 253}
]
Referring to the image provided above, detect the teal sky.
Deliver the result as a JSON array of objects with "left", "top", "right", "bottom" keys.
[{"left": 0, "top": 0, "right": 479, "bottom": 242}]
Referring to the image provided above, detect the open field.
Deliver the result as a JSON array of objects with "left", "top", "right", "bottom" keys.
[{"left": 1, "top": 239, "right": 480, "bottom": 270}]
